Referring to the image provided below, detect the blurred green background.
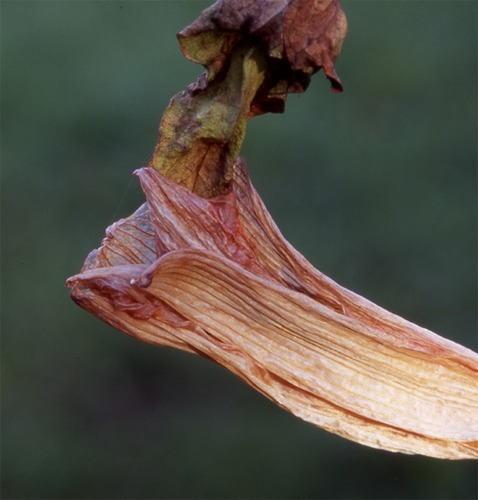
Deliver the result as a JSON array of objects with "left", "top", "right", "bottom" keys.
[{"left": 2, "top": 0, "right": 477, "bottom": 498}]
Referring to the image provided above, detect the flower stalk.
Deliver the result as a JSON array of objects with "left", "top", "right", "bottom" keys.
[{"left": 66, "top": 0, "right": 478, "bottom": 459}]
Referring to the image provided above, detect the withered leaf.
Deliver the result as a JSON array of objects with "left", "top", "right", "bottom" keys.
[
  {"left": 178, "top": 0, "right": 347, "bottom": 99},
  {"left": 283, "top": 0, "right": 347, "bottom": 92},
  {"left": 149, "top": 0, "right": 347, "bottom": 197}
]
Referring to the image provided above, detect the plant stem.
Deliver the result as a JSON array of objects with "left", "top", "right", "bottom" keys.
[{"left": 149, "top": 43, "right": 266, "bottom": 198}]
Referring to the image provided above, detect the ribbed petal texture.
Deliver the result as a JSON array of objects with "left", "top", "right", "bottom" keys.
[{"left": 67, "top": 159, "right": 478, "bottom": 459}]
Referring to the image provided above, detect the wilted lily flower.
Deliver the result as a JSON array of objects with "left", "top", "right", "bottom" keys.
[
  {"left": 67, "top": 0, "right": 477, "bottom": 459},
  {"left": 67, "top": 159, "right": 478, "bottom": 459}
]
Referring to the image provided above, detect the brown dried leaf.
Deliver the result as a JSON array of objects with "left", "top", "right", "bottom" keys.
[
  {"left": 283, "top": 0, "right": 347, "bottom": 92},
  {"left": 149, "top": 0, "right": 347, "bottom": 198},
  {"left": 178, "top": 0, "right": 347, "bottom": 99}
]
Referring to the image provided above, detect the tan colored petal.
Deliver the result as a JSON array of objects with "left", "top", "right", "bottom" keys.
[
  {"left": 81, "top": 203, "right": 156, "bottom": 271},
  {"left": 68, "top": 247, "right": 478, "bottom": 459},
  {"left": 67, "top": 160, "right": 478, "bottom": 459}
]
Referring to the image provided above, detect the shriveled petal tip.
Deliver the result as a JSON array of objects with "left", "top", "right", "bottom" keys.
[
  {"left": 68, "top": 159, "right": 478, "bottom": 459},
  {"left": 80, "top": 203, "right": 157, "bottom": 272}
]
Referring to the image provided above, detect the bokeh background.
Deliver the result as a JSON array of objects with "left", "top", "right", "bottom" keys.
[{"left": 2, "top": 1, "right": 477, "bottom": 498}]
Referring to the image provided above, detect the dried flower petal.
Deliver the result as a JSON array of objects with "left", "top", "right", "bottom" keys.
[
  {"left": 67, "top": 0, "right": 477, "bottom": 459},
  {"left": 67, "top": 160, "right": 478, "bottom": 459}
]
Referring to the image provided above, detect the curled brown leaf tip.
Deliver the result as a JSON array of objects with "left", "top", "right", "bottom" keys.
[
  {"left": 149, "top": 0, "right": 347, "bottom": 199},
  {"left": 283, "top": 0, "right": 346, "bottom": 92},
  {"left": 178, "top": 0, "right": 347, "bottom": 101}
]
